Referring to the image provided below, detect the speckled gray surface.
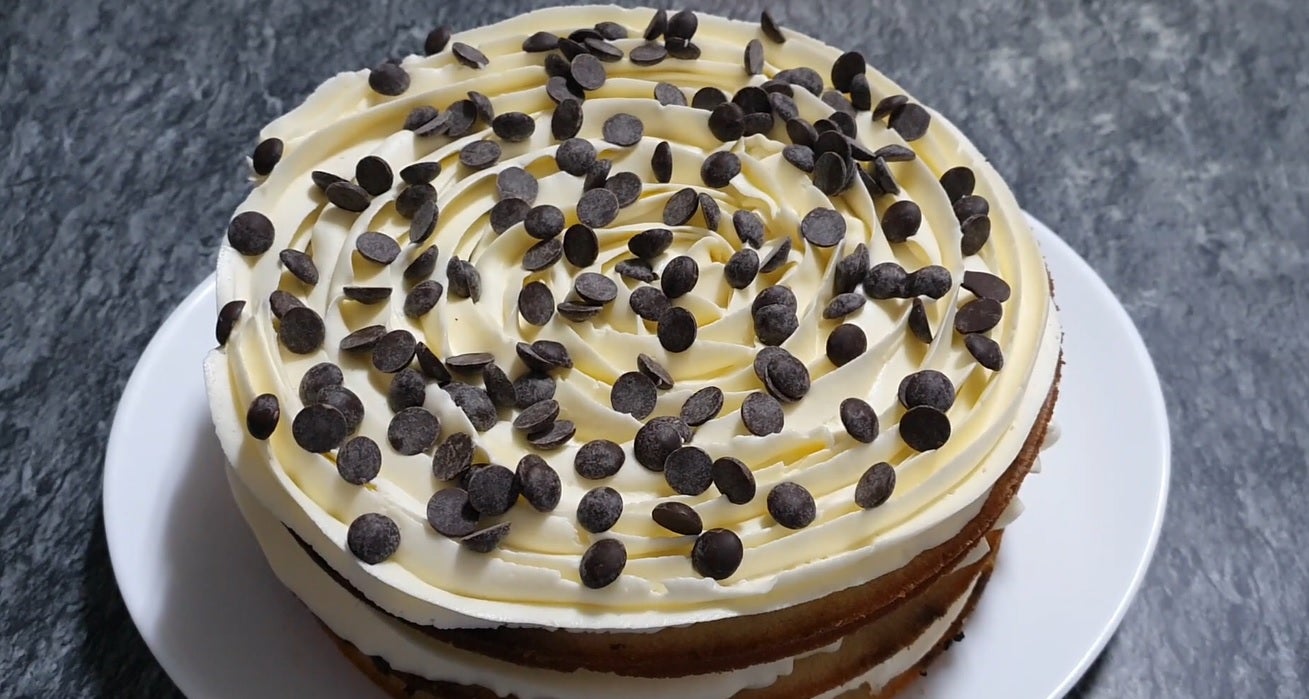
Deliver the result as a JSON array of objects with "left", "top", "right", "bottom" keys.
[{"left": 2, "top": 0, "right": 1306, "bottom": 696}]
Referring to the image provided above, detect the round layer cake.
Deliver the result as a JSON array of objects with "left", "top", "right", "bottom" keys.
[{"left": 204, "top": 5, "right": 1062, "bottom": 697}]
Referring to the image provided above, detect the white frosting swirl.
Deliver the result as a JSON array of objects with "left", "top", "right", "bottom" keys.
[{"left": 205, "top": 5, "right": 1059, "bottom": 631}]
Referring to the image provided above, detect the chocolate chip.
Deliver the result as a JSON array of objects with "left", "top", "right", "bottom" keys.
[
  {"left": 627, "top": 355, "right": 670, "bottom": 391},
  {"left": 649, "top": 502, "right": 700, "bottom": 535},
  {"left": 845, "top": 72, "right": 872, "bottom": 110},
  {"left": 415, "top": 343, "right": 452, "bottom": 385},
  {"left": 827, "top": 50, "right": 865, "bottom": 93},
  {"left": 580, "top": 538, "right": 626, "bottom": 589},
  {"left": 512, "top": 370, "right": 555, "bottom": 408},
  {"left": 445, "top": 382, "right": 497, "bottom": 432},
  {"left": 444, "top": 352, "right": 493, "bottom": 375},
  {"left": 656, "top": 306, "right": 697, "bottom": 353},
  {"left": 625, "top": 286, "right": 667, "bottom": 322},
  {"left": 822, "top": 90, "right": 856, "bottom": 119},
  {"left": 532, "top": 340, "right": 573, "bottom": 369},
  {"left": 592, "top": 20, "right": 626, "bottom": 39},
  {"left": 965, "top": 333, "right": 1005, "bottom": 370},
  {"left": 506, "top": 456, "right": 558, "bottom": 515},
  {"left": 584, "top": 37, "right": 623, "bottom": 62},
  {"left": 708, "top": 102, "right": 745, "bottom": 142},
  {"left": 829, "top": 244, "right": 868, "bottom": 296},
  {"left": 724, "top": 248, "right": 760, "bottom": 289},
  {"left": 741, "top": 392, "right": 784, "bottom": 436},
  {"left": 763, "top": 351, "right": 810, "bottom": 402},
  {"left": 339, "top": 325, "right": 386, "bottom": 353},
  {"left": 544, "top": 52, "right": 571, "bottom": 78},
  {"left": 564, "top": 440, "right": 622, "bottom": 483},
  {"left": 464, "top": 464, "right": 518, "bottom": 516},
  {"left": 602, "top": 113, "right": 644, "bottom": 147},
  {"left": 660, "top": 446, "right": 710, "bottom": 495},
  {"left": 701, "top": 151, "right": 741, "bottom": 188},
  {"left": 862, "top": 262, "right": 906, "bottom": 300},
  {"left": 425, "top": 25, "right": 452, "bottom": 55},
  {"left": 899, "top": 370, "right": 956, "bottom": 413},
  {"left": 840, "top": 397, "right": 879, "bottom": 443},
  {"left": 447, "top": 257, "right": 483, "bottom": 300},
  {"left": 577, "top": 486, "right": 622, "bottom": 532},
  {"left": 671, "top": 388, "right": 720, "bottom": 429},
  {"left": 813, "top": 152, "right": 849, "bottom": 196},
  {"left": 880, "top": 200, "right": 922, "bottom": 243},
  {"left": 904, "top": 298, "right": 933, "bottom": 344},
  {"left": 752, "top": 286, "right": 798, "bottom": 317},
  {"left": 826, "top": 323, "right": 867, "bottom": 366},
  {"left": 639, "top": 142, "right": 670, "bottom": 187},
  {"left": 349, "top": 236, "right": 398, "bottom": 272},
  {"left": 292, "top": 404, "right": 347, "bottom": 453},
  {"left": 781, "top": 144, "right": 815, "bottom": 173},
  {"left": 458, "top": 140, "right": 501, "bottom": 171},
  {"left": 799, "top": 207, "right": 846, "bottom": 248},
  {"left": 479, "top": 363, "right": 514, "bottom": 409},
  {"left": 387, "top": 368, "right": 427, "bottom": 412},
  {"left": 427, "top": 488, "right": 479, "bottom": 537},
  {"left": 775, "top": 66, "right": 823, "bottom": 95},
  {"left": 557, "top": 37, "right": 588, "bottom": 60},
  {"left": 370, "top": 329, "right": 416, "bottom": 373},
  {"left": 451, "top": 41, "right": 488, "bottom": 68},
  {"left": 955, "top": 298, "right": 1003, "bottom": 334},
  {"left": 745, "top": 112, "right": 776, "bottom": 137},
  {"left": 351, "top": 157, "right": 391, "bottom": 198},
  {"left": 940, "top": 166, "right": 976, "bottom": 203},
  {"left": 784, "top": 118, "right": 817, "bottom": 148},
  {"left": 760, "top": 9, "right": 786, "bottom": 42},
  {"left": 278, "top": 306, "right": 324, "bottom": 354},
  {"left": 696, "top": 196, "right": 721, "bottom": 233},
  {"left": 660, "top": 255, "right": 699, "bottom": 299},
  {"left": 409, "top": 199, "right": 439, "bottom": 244},
  {"left": 487, "top": 113, "right": 533, "bottom": 146},
  {"left": 519, "top": 204, "right": 562, "bottom": 240},
  {"left": 547, "top": 75, "right": 584, "bottom": 106},
  {"left": 691, "top": 86, "right": 728, "bottom": 111},
  {"left": 852, "top": 463, "right": 897, "bottom": 511},
  {"left": 583, "top": 158, "right": 613, "bottom": 191},
  {"left": 459, "top": 522, "right": 510, "bottom": 553},
  {"left": 522, "top": 31, "right": 560, "bottom": 52},
  {"left": 251, "top": 138, "right": 282, "bottom": 176},
  {"left": 707, "top": 458, "right": 754, "bottom": 507},
  {"left": 905, "top": 265, "right": 950, "bottom": 300},
  {"left": 555, "top": 138, "right": 596, "bottom": 177},
  {"left": 960, "top": 271, "right": 1010, "bottom": 304},
  {"left": 571, "top": 272, "right": 616, "bottom": 306},
  {"left": 620, "top": 229, "right": 669, "bottom": 261},
  {"left": 342, "top": 286, "right": 391, "bottom": 305},
  {"left": 551, "top": 98, "right": 584, "bottom": 140},
  {"left": 736, "top": 37, "right": 763, "bottom": 75},
  {"left": 634, "top": 419, "right": 683, "bottom": 471},
  {"left": 490, "top": 198, "right": 531, "bottom": 234},
  {"left": 297, "top": 362, "right": 342, "bottom": 405},
  {"left": 430, "top": 432, "right": 474, "bottom": 481},
  {"left": 227, "top": 211, "right": 275, "bottom": 256},
  {"left": 617, "top": 257, "right": 658, "bottom": 282},
  {"left": 609, "top": 371, "right": 657, "bottom": 419},
  {"left": 556, "top": 301, "right": 601, "bottom": 322},
  {"left": 959, "top": 214, "right": 992, "bottom": 256},
  {"left": 644, "top": 8, "right": 668, "bottom": 39},
  {"left": 563, "top": 54, "right": 601, "bottom": 93},
  {"left": 767, "top": 482, "right": 816, "bottom": 529},
  {"left": 822, "top": 292, "right": 866, "bottom": 320},
  {"left": 333, "top": 435, "right": 381, "bottom": 485},
  {"left": 754, "top": 304, "right": 798, "bottom": 346},
  {"left": 312, "top": 170, "right": 344, "bottom": 191},
  {"left": 889, "top": 103, "right": 930, "bottom": 140},
  {"left": 439, "top": 99, "right": 476, "bottom": 138},
  {"left": 815, "top": 130, "right": 852, "bottom": 159},
  {"left": 318, "top": 385, "right": 364, "bottom": 434},
  {"left": 630, "top": 41, "right": 668, "bottom": 66},
  {"left": 412, "top": 110, "right": 450, "bottom": 138},
  {"left": 387, "top": 407, "right": 440, "bottom": 456},
  {"left": 245, "top": 394, "right": 279, "bottom": 440},
  {"left": 692, "top": 528, "right": 742, "bottom": 580},
  {"left": 347, "top": 513, "right": 400, "bottom": 564},
  {"left": 577, "top": 187, "right": 620, "bottom": 227},
  {"left": 509, "top": 282, "right": 552, "bottom": 327},
  {"left": 652, "top": 84, "right": 686, "bottom": 108},
  {"left": 368, "top": 62, "right": 409, "bottom": 96},
  {"left": 216, "top": 300, "right": 245, "bottom": 346},
  {"left": 901, "top": 406, "right": 951, "bottom": 451},
  {"left": 657, "top": 190, "right": 697, "bottom": 228}
]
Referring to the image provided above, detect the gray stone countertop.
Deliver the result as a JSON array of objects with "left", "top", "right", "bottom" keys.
[{"left": 1, "top": 0, "right": 1305, "bottom": 696}]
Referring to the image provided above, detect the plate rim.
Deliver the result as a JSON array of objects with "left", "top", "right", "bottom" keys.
[{"left": 102, "top": 213, "right": 1171, "bottom": 699}]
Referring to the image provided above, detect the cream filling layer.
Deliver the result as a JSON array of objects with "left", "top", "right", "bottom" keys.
[{"left": 206, "top": 4, "right": 1060, "bottom": 631}]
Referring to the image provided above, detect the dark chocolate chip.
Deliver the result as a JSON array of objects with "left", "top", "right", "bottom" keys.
[
  {"left": 813, "top": 152, "right": 849, "bottom": 196},
  {"left": 907, "top": 265, "right": 952, "bottom": 300},
  {"left": 743, "top": 112, "right": 775, "bottom": 136},
  {"left": 552, "top": 98, "right": 584, "bottom": 140},
  {"left": 227, "top": 211, "right": 275, "bottom": 256},
  {"left": 881, "top": 200, "right": 922, "bottom": 244},
  {"left": 355, "top": 156, "right": 393, "bottom": 197},
  {"left": 466, "top": 464, "right": 519, "bottom": 516},
  {"left": 577, "top": 486, "right": 622, "bottom": 533},
  {"left": 425, "top": 25, "right": 452, "bottom": 55},
  {"left": 557, "top": 301, "right": 602, "bottom": 321},
  {"left": 665, "top": 446, "right": 713, "bottom": 495},
  {"left": 940, "top": 167, "right": 976, "bottom": 203},
  {"left": 337, "top": 436, "right": 382, "bottom": 485},
  {"left": 557, "top": 38, "right": 588, "bottom": 60},
  {"left": 371, "top": 329, "right": 416, "bottom": 373},
  {"left": 584, "top": 37, "right": 624, "bottom": 62},
  {"left": 651, "top": 140, "right": 674, "bottom": 183},
  {"left": 634, "top": 419, "right": 683, "bottom": 471},
  {"left": 654, "top": 82, "right": 686, "bottom": 106},
  {"left": 513, "top": 371, "right": 556, "bottom": 409},
  {"left": 663, "top": 188, "right": 699, "bottom": 226},
  {"left": 760, "top": 10, "right": 786, "bottom": 43},
  {"left": 524, "top": 204, "right": 565, "bottom": 240},
  {"left": 652, "top": 502, "right": 702, "bottom": 535},
  {"left": 889, "top": 103, "right": 931, "bottom": 140},
  {"left": 415, "top": 343, "right": 452, "bottom": 385},
  {"left": 833, "top": 243, "right": 869, "bottom": 295},
  {"left": 741, "top": 391, "right": 784, "bottom": 436},
  {"left": 491, "top": 169, "right": 536, "bottom": 207},
  {"left": 664, "top": 38, "right": 701, "bottom": 59},
  {"left": 461, "top": 522, "right": 511, "bottom": 553},
  {"left": 555, "top": 138, "right": 596, "bottom": 176},
  {"left": 447, "top": 257, "right": 483, "bottom": 300},
  {"left": 661, "top": 255, "right": 699, "bottom": 299},
  {"left": 246, "top": 394, "right": 280, "bottom": 440},
  {"left": 692, "top": 528, "right": 743, "bottom": 580},
  {"left": 732, "top": 210, "right": 765, "bottom": 248},
  {"left": 822, "top": 90, "right": 856, "bottom": 117},
  {"left": 483, "top": 363, "right": 517, "bottom": 409},
  {"left": 767, "top": 482, "right": 816, "bottom": 529},
  {"left": 577, "top": 187, "right": 620, "bottom": 227},
  {"left": 312, "top": 170, "right": 345, "bottom": 191},
  {"left": 725, "top": 248, "right": 760, "bottom": 289},
  {"left": 754, "top": 304, "right": 798, "bottom": 346},
  {"left": 445, "top": 352, "right": 495, "bottom": 374},
  {"left": 603, "top": 173, "right": 643, "bottom": 210},
  {"left": 767, "top": 91, "right": 799, "bottom": 122},
  {"left": 657, "top": 306, "right": 698, "bottom": 353},
  {"left": 873, "top": 95, "right": 909, "bottom": 121},
  {"left": 278, "top": 306, "right": 325, "bottom": 354},
  {"left": 752, "top": 285, "right": 798, "bottom": 315},
  {"left": 644, "top": 8, "right": 668, "bottom": 39},
  {"left": 445, "top": 382, "right": 498, "bottom": 431},
  {"left": 517, "top": 281, "right": 555, "bottom": 326},
  {"left": 679, "top": 387, "right": 723, "bottom": 427},
  {"left": 960, "top": 214, "right": 992, "bottom": 256},
  {"left": 570, "top": 53, "right": 607, "bottom": 91},
  {"left": 762, "top": 351, "right": 810, "bottom": 402},
  {"left": 574, "top": 272, "right": 618, "bottom": 305},
  {"left": 431, "top": 432, "right": 474, "bottom": 481},
  {"left": 368, "top": 62, "right": 409, "bottom": 96},
  {"left": 351, "top": 235, "right": 399, "bottom": 270},
  {"left": 594, "top": 20, "right": 627, "bottom": 40},
  {"left": 521, "top": 339, "right": 572, "bottom": 370},
  {"left": 443, "top": 99, "right": 478, "bottom": 138},
  {"left": 488, "top": 113, "right": 534, "bottom": 144},
  {"left": 701, "top": 151, "right": 741, "bottom": 188},
  {"left": 955, "top": 298, "right": 1003, "bottom": 334},
  {"left": 387, "top": 368, "right": 428, "bottom": 412},
  {"left": 387, "top": 407, "right": 440, "bottom": 456},
  {"left": 343, "top": 286, "right": 391, "bottom": 305},
  {"left": 579, "top": 538, "right": 626, "bottom": 589},
  {"left": 900, "top": 406, "right": 951, "bottom": 451},
  {"left": 317, "top": 385, "right": 364, "bottom": 434},
  {"left": 864, "top": 262, "right": 908, "bottom": 299},
  {"left": 840, "top": 397, "right": 879, "bottom": 443},
  {"left": 517, "top": 454, "right": 561, "bottom": 512},
  {"left": 550, "top": 225, "right": 595, "bottom": 269},
  {"left": 575, "top": 439, "right": 626, "bottom": 480},
  {"left": 347, "top": 513, "right": 400, "bottom": 564},
  {"left": 965, "top": 333, "right": 1005, "bottom": 370},
  {"left": 823, "top": 292, "right": 866, "bottom": 319},
  {"left": 800, "top": 207, "right": 846, "bottom": 247},
  {"left": 815, "top": 130, "right": 852, "bottom": 159},
  {"left": 871, "top": 146, "right": 914, "bottom": 165},
  {"left": 826, "top": 323, "right": 867, "bottom": 366},
  {"left": 629, "top": 286, "right": 670, "bottom": 321},
  {"left": 630, "top": 41, "right": 669, "bottom": 66},
  {"left": 698, "top": 193, "right": 721, "bottom": 230},
  {"left": 544, "top": 52, "right": 571, "bottom": 78},
  {"left": 216, "top": 300, "right": 245, "bottom": 345},
  {"left": 635, "top": 353, "right": 674, "bottom": 390},
  {"left": 408, "top": 199, "right": 439, "bottom": 244},
  {"left": 708, "top": 102, "right": 745, "bottom": 142},
  {"left": 452, "top": 42, "right": 489, "bottom": 69},
  {"left": 296, "top": 364, "right": 343, "bottom": 411},
  {"left": 583, "top": 158, "right": 613, "bottom": 191},
  {"left": 652, "top": 415, "right": 694, "bottom": 443},
  {"left": 252, "top": 138, "right": 282, "bottom": 176},
  {"left": 863, "top": 157, "right": 899, "bottom": 197},
  {"left": 611, "top": 371, "right": 657, "bottom": 419},
  {"left": 602, "top": 113, "right": 644, "bottom": 147},
  {"left": 628, "top": 228, "right": 673, "bottom": 259},
  {"left": 908, "top": 298, "right": 933, "bottom": 343},
  {"left": 743, "top": 38, "right": 765, "bottom": 75},
  {"left": 691, "top": 86, "right": 728, "bottom": 111},
  {"left": 775, "top": 66, "right": 823, "bottom": 95},
  {"left": 427, "top": 488, "right": 479, "bottom": 537},
  {"left": 522, "top": 31, "right": 560, "bottom": 52},
  {"left": 292, "top": 404, "right": 347, "bottom": 453},
  {"left": 490, "top": 198, "right": 531, "bottom": 234},
  {"left": 712, "top": 457, "right": 756, "bottom": 505},
  {"left": 786, "top": 118, "right": 819, "bottom": 148},
  {"left": 459, "top": 140, "right": 501, "bottom": 171},
  {"left": 339, "top": 324, "right": 387, "bottom": 353},
  {"left": 849, "top": 73, "right": 872, "bottom": 111},
  {"left": 830, "top": 50, "right": 866, "bottom": 92},
  {"left": 546, "top": 75, "right": 584, "bottom": 105},
  {"left": 412, "top": 110, "right": 450, "bottom": 138},
  {"left": 783, "top": 144, "right": 815, "bottom": 172},
  {"left": 898, "top": 370, "right": 956, "bottom": 412},
  {"left": 616, "top": 258, "right": 658, "bottom": 282}
]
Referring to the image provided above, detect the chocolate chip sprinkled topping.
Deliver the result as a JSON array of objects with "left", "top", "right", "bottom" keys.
[
  {"left": 415, "top": 343, "right": 452, "bottom": 385},
  {"left": 813, "top": 152, "right": 848, "bottom": 196},
  {"left": 654, "top": 82, "right": 686, "bottom": 106},
  {"left": 445, "top": 382, "right": 498, "bottom": 432},
  {"left": 624, "top": 357, "right": 670, "bottom": 394},
  {"left": 228, "top": 211, "right": 275, "bottom": 256},
  {"left": 767, "top": 482, "right": 816, "bottom": 529},
  {"left": 707, "top": 458, "right": 754, "bottom": 506},
  {"left": 763, "top": 351, "right": 811, "bottom": 403},
  {"left": 269, "top": 290, "right": 303, "bottom": 319},
  {"left": 901, "top": 406, "right": 952, "bottom": 451},
  {"left": 577, "top": 486, "right": 622, "bottom": 533},
  {"left": 785, "top": 118, "right": 818, "bottom": 148},
  {"left": 369, "top": 62, "right": 409, "bottom": 96},
  {"left": 555, "top": 138, "right": 596, "bottom": 176},
  {"left": 583, "top": 158, "right": 613, "bottom": 191},
  {"left": 862, "top": 262, "right": 906, "bottom": 300},
  {"left": 693, "top": 528, "right": 743, "bottom": 580},
  {"left": 337, "top": 435, "right": 382, "bottom": 485},
  {"left": 661, "top": 255, "right": 699, "bottom": 299},
  {"left": 660, "top": 189, "right": 698, "bottom": 228},
  {"left": 275, "top": 250, "right": 316, "bottom": 288},
  {"left": 339, "top": 325, "right": 386, "bottom": 354},
  {"left": 343, "top": 286, "right": 392, "bottom": 305},
  {"left": 698, "top": 193, "right": 722, "bottom": 231},
  {"left": 571, "top": 439, "right": 624, "bottom": 481},
  {"left": 881, "top": 200, "right": 922, "bottom": 243},
  {"left": 557, "top": 38, "right": 587, "bottom": 61},
  {"left": 387, "top": 406, "right": 440, "bottom": 456},
  {"left": 444, "top": 352, "right": 494, "bottom": 375},
  {"left": 409, "top": 199, "right": 439, "bottom": 244},
  {"left": 354, "top": 156, "right": 392, "bottom": 197},
  {"left": 490, "top": 198, "right": 531, "bottom": 234},
  {"left": 679, "top": 387, "right": 724, "bottom": 428},
  {"left": 318, "top": 385, "right": 364, "bottom": 434},
  {"left": 754, "top": 303, "right": 798, "bottom": 346},
  {"left": 292, "top": 404, "right": 347, "bottom": 453},
  {"left": 524, "top": 204, "right": 565, "bottom": 240},
  {"left": 742, "top": 37, "right": 765, "bottom": 75},
  {"left": 425, "top": 25, "right": 452, "bottom": 55},
  {"left": 479, "top": 363, "right": 514, "bottom": 410},
  {"left": 311, "top": 170, "right": 344, "bottom": 191},
  {"left": 348, "top": 513, "right": 400, "bottom": 564},
  {"left": 459, "top": 140, "right": 502, "bottom": 171},
  {"left": 602, "top": 113, "right": 644, "bottom": 146},
  {"left": 487, "top": 113, "right": 533, "bottom": 145},
  {"left": 701, "top": 151, "right": 741, "bottom": 188},
  {"left": 216, "top": 300, "right": 245, "bottom": 346},
  {"left": 907, "top": 298, "right": 933, "bottom": 344},
  {"left": 960, "top": 215, "right": 993, "bottom": 256},
  {"left": 370, "top": 329, "right": 416, "bottom": 373},
  {"left": 557, "top": 301, "right": 602, "bottom": 322},
  {"left": 577, "top": 187, "right": 620, "bottom": 227},
  {"left": 839, "top": 397, "right": 879, "bottom": 444},
  {"left": 351, "top": 232, "right": 398, "bottom": 267},
  {"left": 513, "top": 370, "right": 555, "bottom": 409},
  {"left": 629, "top": 286, "right": 670, "bottom": 322},
  {"left": 452, "top": 42, "right": 489, "bottom": 69},
  {"left": 531, "top": 340, "right": 573, "bottom": 369},
  {"left": 442, "top": 99, "right": 478, "bottom": 138},
  {"left": 297, "top": 363, "right": 343, "bottom": 406},
  {"left": 544, "top": 52, "right": 571, "bottom": 78},
  {"left": 611, "top": 371, "right": 658, "bottom": 419},
  {"left": 664, "top": 446, "right": 713, "bottom": 496},
  {"left": 870, "top": 95, "right": 907, "bottom": 122},
  {"left": 523, "top": 31, "right": 560, "bottom": 52},
  {"left": 387, "top": 368, "right": 427, "bottom": 412},
  {"left": 826, "top": 323, "right": 867, "bottom": 366},
  {"left": 856, "top": 462, "right": 896, "bottom": 509},
  {"left": 782, "top": 144, "right": 815, "bottom": 173},
  {"left": 940, "top": 166, "right": 976, "bottom": 203},
  {"left": 829, "top": 244, "right": 868, "bottom": 296},
  {"left": 516, "top": 281, "right": 554, "bottom": 326},
  {"left": 565, "top": 53, "right": 604, "bottom": 92},
  {"left": 724, "top": 248, "right": 760, "bottom": 289},
  {"left": 585, "top": 37, "right": 624, "bottom": 62},
  {"left": 431, "top": 432, "right": 474, "bottom": 482},
  {"left": 649, "top": 140, "right": 674, "bottom": 184},
  {"left": 466, "top": 464, "right": 519, "bottom": 517},
  {"left": 889, "top": 103, "right": 931, "bottom": 140},
  {"left": 830, "top": 50, "right": 866, "bottom": 92},
  {"left": 953, "top": 194, "right": 991, "bottom": 223},
  {"left": 643, "top": 7, "right": 668, "bottom": 39},
  {"left": 580, "top": 538, "right": 626, "bottom": 589},
  {"left": 649, "top": 502, "right": 700, "bottom": 536},
  {"left": 823, "top": 292, "right": 866, "bottom": 319},
  {"left": 691, "top": 86, "right": 728, "bottom": 111},
  {"left": 278, "top": 306, "right": 325, "bottom": 354},
  {"left": 965, "top": 333, "right": 1005, "bottom": 370},
  {"left": 516, "top": 454, "right": 561, "bottom": 512},
  {"left": 708, "top": 102, "right": 745, "bottom": 142},
  {"left": 630, "top": 41, "right": 669, "bottom": 66},
  {"left": 760, "top": 10, "right": 786, "bottom": 43},
  {"left": 624, "top": 228, "right": 669, "bottom": 260},
  {"left": 955, "top": 298, "right": 1003, "bottom": 334},
  {"left": 551, "top": 97, "right": 584, "bottom": 140},
  {"left": 252, "top": 138, "right": 283, "bottom": 176},
  {"left": 730, "top": 210, "right": 764, "bottom": 249},
  {"left": 573, "top": 272, "right": 618, "bottom": 306},
  {"left": 461, "top": 522, "right": 511, "bottom": 553},
  {"left": 245, "top": 394, "right": 279, "bottom": 440},
  {"left": 657, "top": 306, "right": 698, "bottom": 353},
  {"left": 427, "top": 488, "right": 479, "bottom": 537},
  {"left": 863, "top": 157, "right": 899, "bottom": 198},
  {"left": 908, "top": 265, "right": 952, "bottom": 299},
  {"left": 447, "top": 257, "right": 483, "bottom": 300},
  {"left": 961, "top": 270, "right": 1011, "bottom": 302},
  {"left": 666, "top": 8, "right": 698, "bottom": 38},
  {"left": 634, "top": 419, "right": 683, "bottom": 472},
  {"left": 899, "top": 370, "right": 956, "bottom": 413},
  {"left": 741, "top": 391, "right": 784, "bottom": 436},
  {"left": 403, "top": 248, "right": 439, "bottom": 286},
  {"left": 800, "top": 207, "right": 846, "bottom": 248},
  {"left": 594, "top": 21, "right": 627, "bottom": 40}
]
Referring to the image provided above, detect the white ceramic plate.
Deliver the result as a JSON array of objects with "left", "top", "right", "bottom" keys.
[{"left": 104, "top": 215, "right": 1169, "bottom": 699}]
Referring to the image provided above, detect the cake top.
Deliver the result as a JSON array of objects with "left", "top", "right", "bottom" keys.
[{"left": 206, "top": 5, "right": 1059, "bottom": 630}]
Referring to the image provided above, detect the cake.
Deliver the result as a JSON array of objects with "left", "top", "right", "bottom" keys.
[{"left": 204, "top": 6, "right": 1062, "bottom": 698}]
